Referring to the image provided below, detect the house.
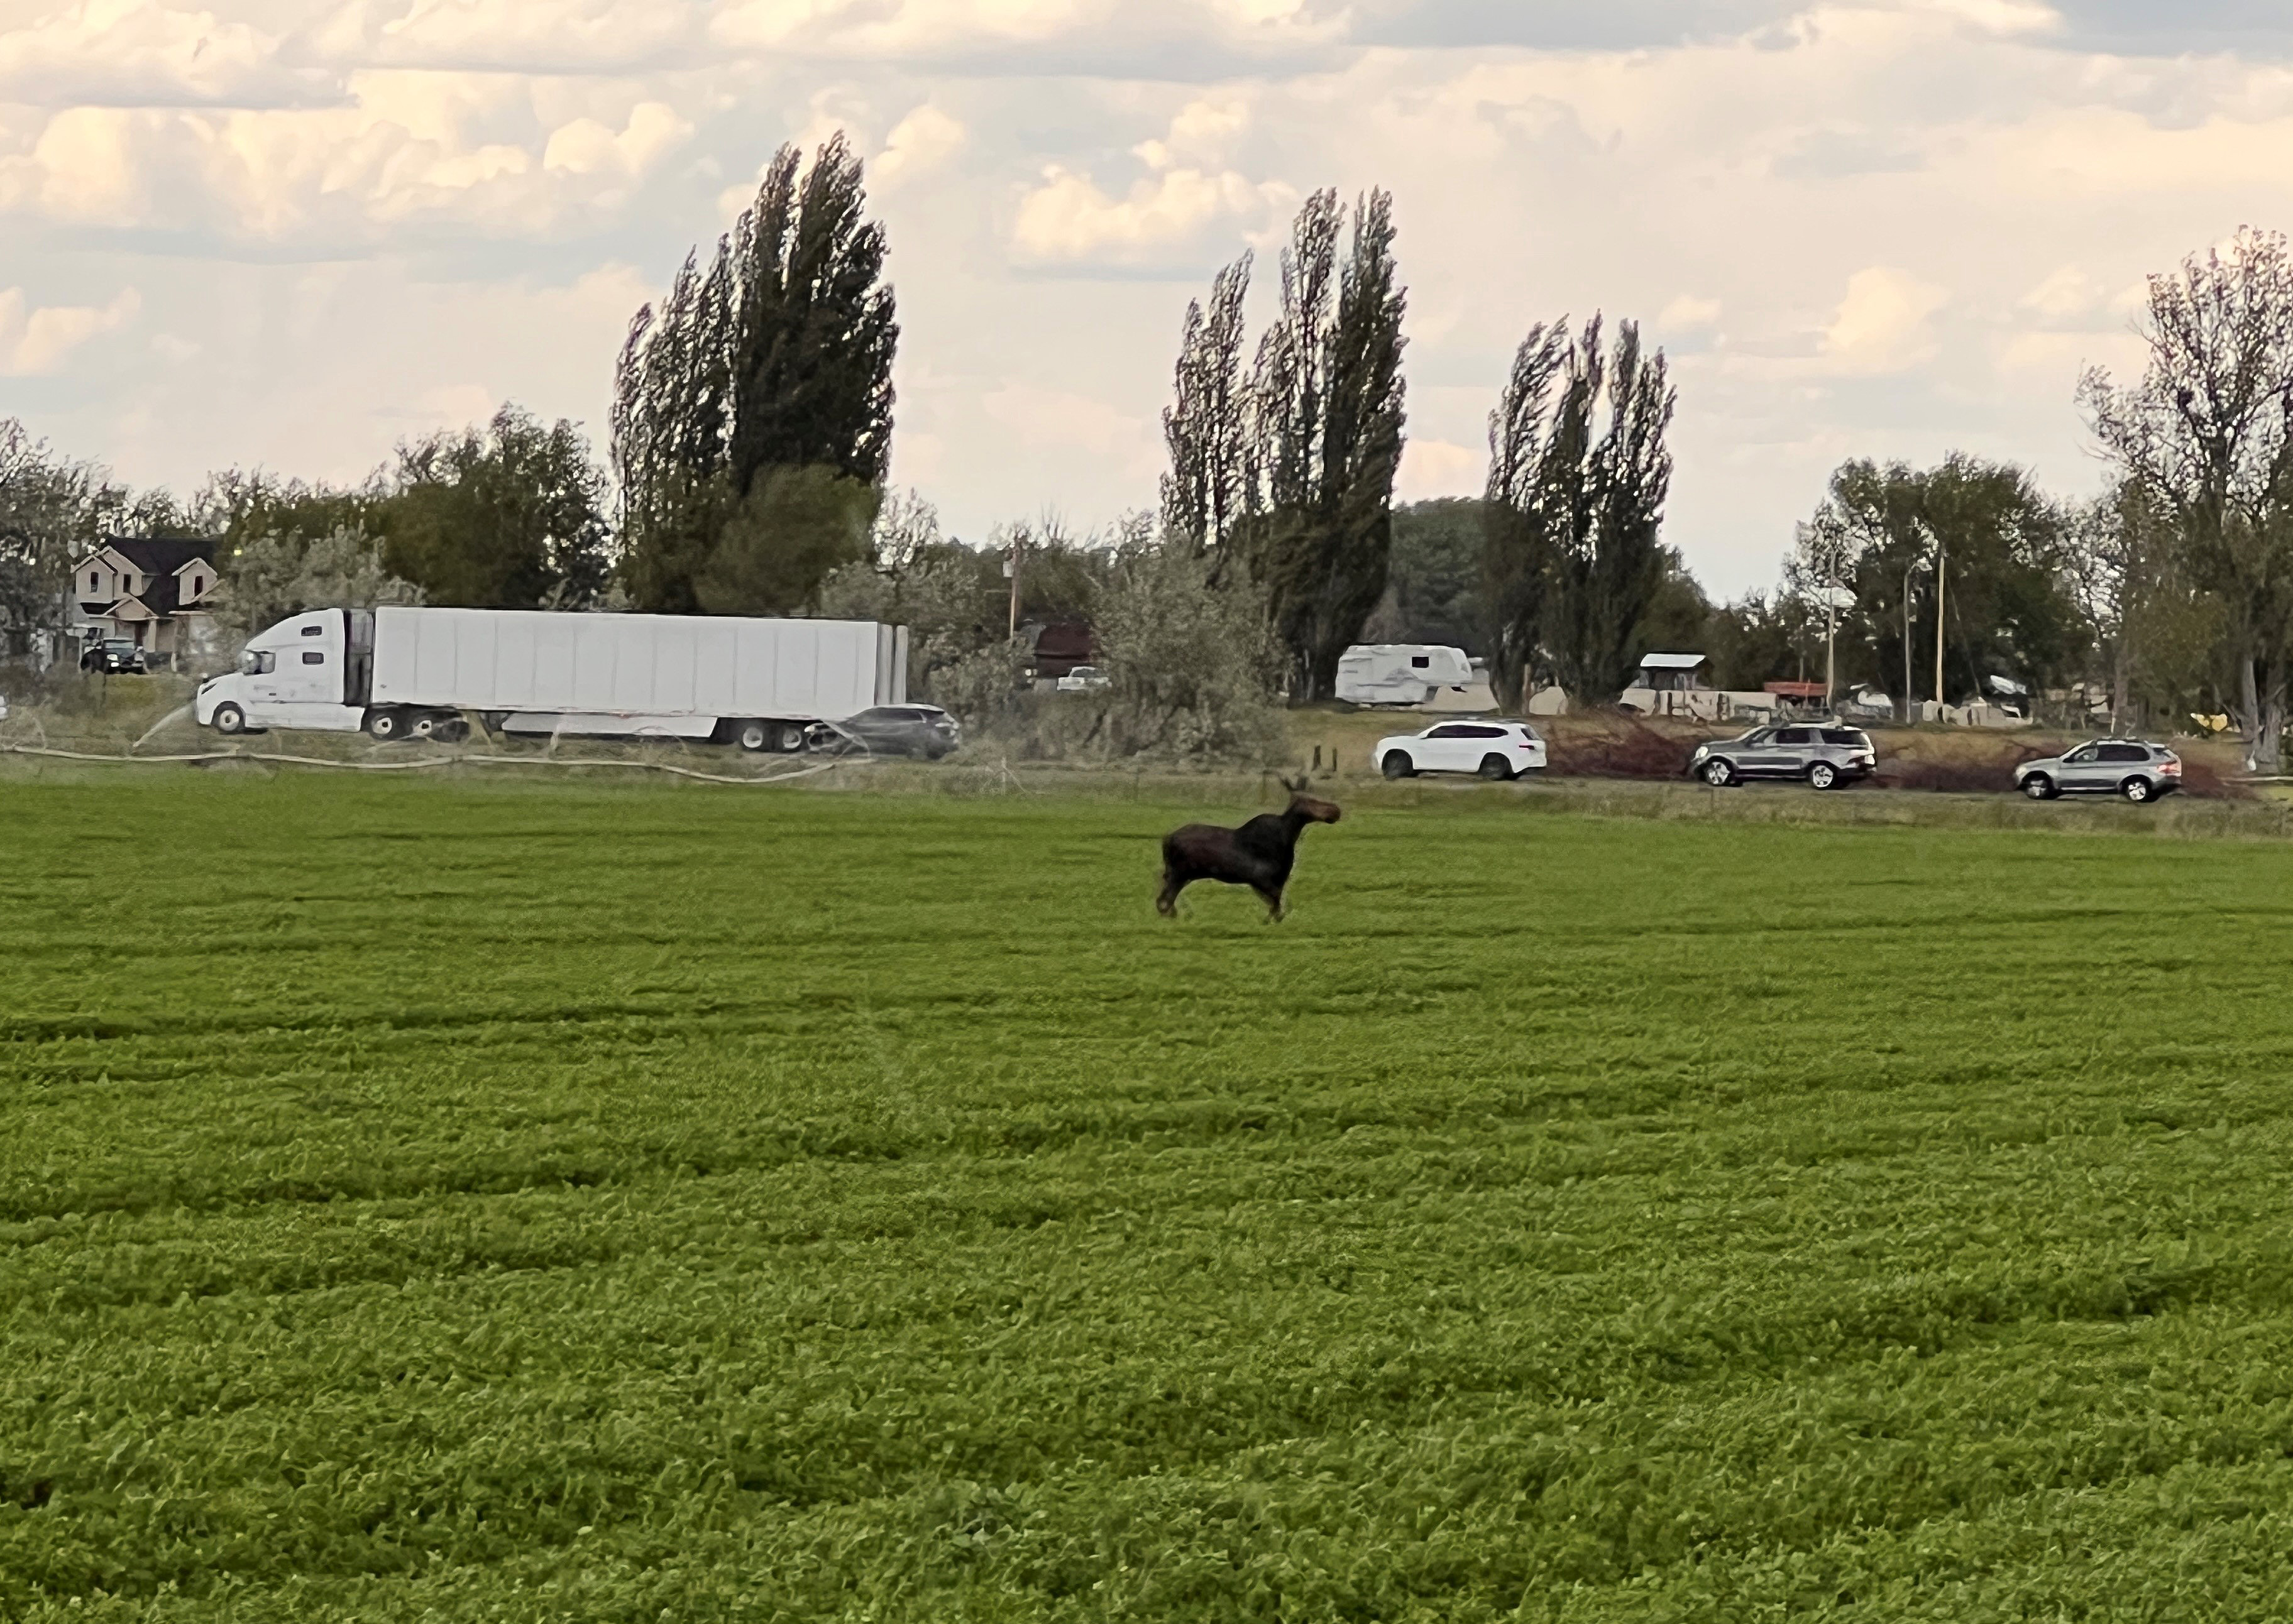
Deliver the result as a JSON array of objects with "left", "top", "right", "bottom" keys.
[
  {"left": 1021, "top": 618, "right": 1097, "bottom": 682},
  {"left": 72, "top": 537, "right": 222, "bottom": 667}
]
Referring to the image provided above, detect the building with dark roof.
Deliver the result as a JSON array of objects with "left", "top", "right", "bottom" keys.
[{"left": 73, "top": 537, "right": 223, "bottom": 666}]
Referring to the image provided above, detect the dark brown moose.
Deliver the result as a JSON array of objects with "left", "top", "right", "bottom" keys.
[{"left": 1156, "top": 777, "right": 1341, "bottom": 921}]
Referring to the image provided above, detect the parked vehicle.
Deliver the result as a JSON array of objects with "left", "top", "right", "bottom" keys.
[
  {"left": 1055, "top": 664, "right": 1110, "bottom": 693},
  {"left": 194, "top": 606, "right": 910, "bottom": 747},
  {"left": 1689, "top": 723, "right": 1876, "bottom": 789},
  {"left": 1377, "top": 720, "right": 1546, "bottom": 781},
  {"left": 815, "top": 705, "right": 962, "bottom": 760},
  {"left": 1337, "top": 644, "right": 1474, "bottom": 706},
  {"left": 82, "top": 639, "right": 146, "bottom": 674},
  {"left": 2015, "top": 739, "right": 2182, "bottom": 803}
]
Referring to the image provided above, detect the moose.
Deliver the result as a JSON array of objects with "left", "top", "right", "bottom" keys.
[{"left": 1157, "top": 777, "right": 1343, "bottom": 921}]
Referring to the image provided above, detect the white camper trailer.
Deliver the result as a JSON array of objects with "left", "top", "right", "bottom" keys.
[
  {"left": 1334, "top": 644, "right": 1474, "bottom": 706},
  {"left": 194, "top": 606, "right": 908, "bottom": 750}
]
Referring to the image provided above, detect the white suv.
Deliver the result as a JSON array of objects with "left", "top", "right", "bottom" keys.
[{"left": 1376, "top": 720, "right": 1547, "bottom": 781}]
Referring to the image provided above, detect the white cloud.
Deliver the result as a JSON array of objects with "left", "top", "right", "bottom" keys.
[
  {"left": 0, "top": 286, "right": 141, "bottom": 375},
  {"left": 1012, "top": 95, "right": 1285, "bottom": 265},
  {"left": 543, "top": 101, "right": 691, "bottom": 175},
  {"left": 0, "top": 0, "right": 330, "bottom": 108},
  {"left": 1821, "top": 266, "right": 1950, "bottom": 375},
  {"left": 875, "top": 104, "right": 966, "bottom": 186},
  {"left": 1659, "top": 295, "right": 1724, "bottom": 331},
  {"left": 1396, "top": 438, "right": 1479, "bottom": 500}
]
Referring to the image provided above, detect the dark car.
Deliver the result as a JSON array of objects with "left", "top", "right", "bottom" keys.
[
  {"left": 818, "top": 705, "right": 962, "bottom": 760},
  {"left": 1688, "top": 722, "right": 1877, "bottom": 790},
  {"left": 2014, "top": 739, "right": 2181, "bottom": 803},
  {"left": 81, "top": 639, "right": 147, "bottom": 674}
]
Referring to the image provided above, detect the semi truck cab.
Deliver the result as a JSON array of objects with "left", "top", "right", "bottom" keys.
[{"left": 196, "top": 610, "right": 376, "bottom": 735}]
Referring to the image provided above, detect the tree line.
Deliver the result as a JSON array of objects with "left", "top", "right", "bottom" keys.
[{"left": 8, "top": 123, "right": 2289, "bottom": 766}]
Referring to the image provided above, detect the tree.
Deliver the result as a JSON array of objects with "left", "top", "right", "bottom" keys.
[
  {"left": 1362, "top": 498, "right": 1485, "bottom": 651},
  {"left": 1479, "top": 317, "right": 1676, "bottom": 708},
  {"left": 0, "top": 420, "right": 113, "bottom": 659},
  {"left": 1160, "top": 254, "right": 1253, "bottom": 561},
  {"left": 2062, "top": 481, "right": 2233, "bottom": 732},
  {"left": 211, "top": 526, "right": 422, "bottom": 644},
  {"left": 190, "top": 471, "right": 375, "bottom": 568},
  {"left": 1540, "top": 319, "right": 1676, "bottom": 706},
  {"left": 695, "top": 464, "right": 877, "bottom": 617},
  {"left": 376, "top": 404, "right": 612, "bottom": 610},
  {"left": 2081, "top": 228, "right": 2293, "bottom": 769},
  {"left": 1241, "top": 189, "right": 1409, "bottom": 698},
  {"left": 1094, "top": 528, "right": 1285, "bottom": 760},
  {"left": 613, "top": 134, "right": 896, "bottom": 615},
  {"left": 1480, "top": 323, "right": 1566, "bottom": 708},
  {"left": 1794, "top": 456, "right": 2076, "bottom": 718}
]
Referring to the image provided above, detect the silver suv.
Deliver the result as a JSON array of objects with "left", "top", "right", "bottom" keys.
[
  {"left": 2015, "top": 739, "right": 2182, "bottom": 803},
  {"left": 1689, "top": 723, "right": 1877, "bottom": 790}
]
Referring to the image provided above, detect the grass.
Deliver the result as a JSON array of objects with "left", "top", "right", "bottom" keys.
[{"left": 8, "top": 773, "right": 2293, "bottom": 1619}]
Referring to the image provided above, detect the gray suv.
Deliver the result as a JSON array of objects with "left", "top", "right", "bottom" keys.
[
  {"left": 1690, "top": 723, "right": 1877, "bottom": 790},
  {"left": 2015, "top": 739, "right": 2182, "bottom": 803}
]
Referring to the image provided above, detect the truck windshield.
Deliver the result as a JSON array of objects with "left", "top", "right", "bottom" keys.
[{"left": 238, "top": 649, "right": 275, "bottom": 675}]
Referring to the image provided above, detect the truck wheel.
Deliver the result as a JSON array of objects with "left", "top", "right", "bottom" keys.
[
  {"left": 1477, "top": 754, "right": 1514, "bottom": 781},
  {"left": 365, "top": 709, "right": 404, "bottom": 741},
  {"left": 778, "top": 723, "right": 807, "bottom": 753},
  {"left": 212, "top": 703, "right": 246, "bottom": 735},
  {"left": 1382, "top": 750, "right": 1415, "bottom": 780},
  {"left": 733, "top": 719, "right": 771, "bottom": 752}
]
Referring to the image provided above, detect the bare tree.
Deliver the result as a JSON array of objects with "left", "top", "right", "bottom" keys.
[{"left": 2082, "top": 227, "right": 2293, "bottom": 770}]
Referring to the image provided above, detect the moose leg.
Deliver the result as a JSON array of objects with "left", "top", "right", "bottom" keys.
[
  {"left": 1156, "top": 869, "right": 1188, "bottom": 916},
  {"left": 1255, "top": 883, "right": 1286, "bottom": 922}
]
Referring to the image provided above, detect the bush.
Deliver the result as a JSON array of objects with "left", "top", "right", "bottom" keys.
[{"left": 1545, "top": 714, "right": 1695, "bottom": 780}]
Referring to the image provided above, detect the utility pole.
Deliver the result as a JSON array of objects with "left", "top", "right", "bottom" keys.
[
  {"left": 1004, "top": 532, "right": 1022, "bottom": 640},
  {"left": 1933, "top": 548, "right": 1947, "bottom": 720}
]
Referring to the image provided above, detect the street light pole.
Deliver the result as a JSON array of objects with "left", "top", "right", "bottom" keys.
[{"left": 1933, "top": 547, "right": 1947, "bottom": 719}]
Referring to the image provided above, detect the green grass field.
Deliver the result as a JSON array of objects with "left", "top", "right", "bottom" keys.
[{"left": 8, "top": 773, "right": 2293, "bottom": 1620}]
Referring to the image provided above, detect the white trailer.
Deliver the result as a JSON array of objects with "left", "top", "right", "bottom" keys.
[
  {"left": 1334, "top": 644, "right": 1475, "bottom": 706},
  {"left": 194, "top": 606, "right": 910, "bottom": 750}
]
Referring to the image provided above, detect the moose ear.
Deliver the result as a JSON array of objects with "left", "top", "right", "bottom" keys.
[{"left": 1282, "top": 773, "right": 1306, "bottom": 793}]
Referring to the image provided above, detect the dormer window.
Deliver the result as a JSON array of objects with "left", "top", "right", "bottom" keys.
[
  {"left": 192, "top": 574, "right": 205, "bottom": 596},
  {"left": 88, "top": 571, "right": 97, "bottom": 592}
]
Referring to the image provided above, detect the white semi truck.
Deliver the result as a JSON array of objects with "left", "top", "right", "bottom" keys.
[{"left": 194, "top": 606, "right": 911, "bottom": 751}]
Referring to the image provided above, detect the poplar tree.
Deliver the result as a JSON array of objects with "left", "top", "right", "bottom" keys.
[
  {"left": 1157, "top": 189, "right": 1407, "bottom": 699},
  {"left": 612, "top": 134, "right": 896, "bottom": 615},
  {"left": 1479, "top": 316, "right": 1676, "bottom": 707}
]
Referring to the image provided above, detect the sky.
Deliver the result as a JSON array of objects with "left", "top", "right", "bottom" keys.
[{"left": 4, "top": 0, "right": 2293, "bottom": 596}]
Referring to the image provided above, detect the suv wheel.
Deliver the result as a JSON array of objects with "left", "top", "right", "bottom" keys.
[
  {"left": 1382, "top": 750, "right": 1414, "bottom": 780},
  {"left": 1702, "top": 758, "right": 1737, "bottom": 787},
  {"left": 2122, "top": 776, "right": 2154, "bottom": 804},
  {"left": 2022, "top": 774, "right": 2056, "bottom": 801},
  {"left": 1477, "top": 754, "right": 1514, "bottom": 781},
  {"left": 1808, "top": 761, "right": 1839, "bottom": 791}
]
